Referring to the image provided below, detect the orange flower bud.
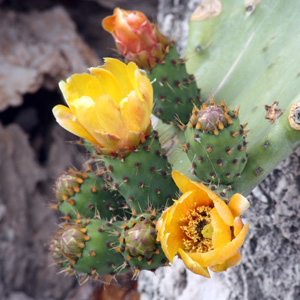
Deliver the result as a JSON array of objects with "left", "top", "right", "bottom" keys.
[{"left": 103, "top": 8, "right": 169, "bottom": 71}]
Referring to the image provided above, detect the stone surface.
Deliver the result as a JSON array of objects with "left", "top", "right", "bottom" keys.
[{"left": 0, "top": 6, "right": 100, "bottom": 111}]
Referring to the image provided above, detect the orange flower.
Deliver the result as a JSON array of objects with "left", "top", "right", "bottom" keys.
[
  {"left": 53, "top": 58, "right": 153, "bottom": 156},
  {"left": 157, "top": 171, "right": 250, "bottom": 278},
  {"left": 102, "top": 8, "right": 169, "bottom": 71}
]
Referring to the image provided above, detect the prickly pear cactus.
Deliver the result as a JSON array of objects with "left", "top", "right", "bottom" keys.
[
  {"left": 117, "top": 211, "right": 167, "bottom": 276},
  {"left": 184, "top": 99, "right": 248, "bottom": 184},
  {"left": 51, "top": 218, "right": 126, "bottom": 278},
  {"left": 148, "top": 45, "right": 201, "bottom": 124},
  {"left": 100, "top": 132, "right": 177, "bottom": 213},
  {"left": 54, "top": 168, "right": 127, "bottom": 220},
  {"left": 184, "top": 0, "right": 300, "bottom": 195}
]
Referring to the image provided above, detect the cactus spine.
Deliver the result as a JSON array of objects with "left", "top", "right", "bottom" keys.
[
  {"left": 184, "top": 98, "right": 248, "bottom": 185},
  {"left": 148, "top": 44, "right": 201, "bottom": 124}
]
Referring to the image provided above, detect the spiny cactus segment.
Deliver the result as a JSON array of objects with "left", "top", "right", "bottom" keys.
[
  {"left": 184, "top": 98, "right": 248, "bottom": 185},
  {"left": 147, "top": 45, "right": 201, "bottom": 124},
  {"left": 50, "top": 217, "right": 127, "bottom": 279},
  {"left": 116, "top": 210, "right": 168, "bottom": 278},
  {"left": 53, "top": 167, "right": 128, "bottom": 220},
  {"left": 100, "top": 131, "right": 178, "bottom": 213}
]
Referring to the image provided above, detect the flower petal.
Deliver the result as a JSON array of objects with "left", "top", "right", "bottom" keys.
[
  {"left": 52, "top": 105, "right": 98, "bottom": 144},
  {"left": 188, "top": 223, "right": 248, "bottom": 267},
  {"left": 59, "top": 74, "right": 104, "bottom": 108},
  {"left": 171, "top": 171, "right": 213, "bottom": 207},
  {"left": 228, "top": 194, "right": 250, "bottom": 217},
  {"left": 162, "top": 232, "right": 185, "bottom": 263},
  {"left": 211, "top": 207, "right": 231, "bottom": 249},
  {"left": 198, "top": 184, "right": 234, "bottom": 226},
  {"left": 214, "top": 223, "right": 249, "bottom": 264},
  {"left": 209, "top": 252, "right": 242, "bottom": 273},
  {"left": 103, "top": 58, "right": 134, "bottom": 97},
  {"left": 95, "top": 95, "right": 126, "bottom": 138},
  {"left": 89, "top": 67, "right": 123, "bottom": 104},
  {"left": 233, "top": 217, "right": 243, "bottom": 237},
  {"left": 121, "top": 90, "right": 151, "bottom": 132},
  {"left": 178, "top": 248, "right": 210, "bottom": 277},
  {"left": 70, "top": 96, "right": 108, "bottom": 144},
  {"left": 102, "top": 15, "right": 116, "bottom": 33}
]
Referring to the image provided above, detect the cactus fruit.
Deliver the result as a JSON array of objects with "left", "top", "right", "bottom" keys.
[
  {"left": 184, "top": 99, "right": 248, "bottom": 184},
  {"left": 51, "top": 218, "right": 127, "bottom": 278},
  {"left": 117, "top": 211, "right": 168, "bottom": 276},
  {"left": 147, "top": 45, "right": 200, "bottom": 124},
  {"left": 100, "top": 131, "right": 177, "bottom": 213},
  {"left": 54, "top": 168, "right": 127, "bottom": 220}
]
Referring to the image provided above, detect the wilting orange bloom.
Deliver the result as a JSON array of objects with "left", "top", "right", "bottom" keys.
[
  {"left": 53, "top": 58, "right": 153, "bottom": 156},
  {"left": 157, "top": 171, "right": 249, "bottom": 277},
  {"left": 102, "top": 8, "right": 169, "bottom": 71}
]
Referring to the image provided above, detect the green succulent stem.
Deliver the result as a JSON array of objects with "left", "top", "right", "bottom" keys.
[{"left": 231, "top": 107, "right": 300, "bottom": 196}]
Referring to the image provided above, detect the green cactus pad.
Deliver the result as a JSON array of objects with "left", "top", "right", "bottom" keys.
[
  {"left": 118, "top": 212, "right": 168, "bottom": 273},
  {"left": 148, "top": 45, "right": 200, "bottom": 124},
  {"left": 101, "top": 132, "right": 178, "bottom": 213},
  {"left": 69, "top": 219, "right": 126, "bottom": 276},
  {"left": 57, "top": 170, "right": 127, "bottom": 220},
  {"left": 185, "top": 106, "right": 248, "bottom": 185}
]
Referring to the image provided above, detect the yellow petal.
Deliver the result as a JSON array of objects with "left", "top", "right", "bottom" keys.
[
  {"left": 52, "top": 105, "right": 98, "bottom": 144},
  {"left": 178, "top": 248, "right": 210, "bottom": 277},
  {"left": 209, "top": 252, "right": 241, "bottom": 272},
  {"left": 188, "top": 223, "right": 248, "bottom": 267},
  {"left": 188, "top": 247, "right": 224, "bottom": 268},
  {"left": 103, "top": 58, "right": 134, "bottom": 97},
  {"left": 95, "top": 95, "right": 126, "bottom": 138},
  {"left": 211, "top": 207, "right": 231, "bottom": 249},
  {"left": 70, "top": 96, "right": 107, "bottom": 144},
  {"left": 89, "top": 67, "right": 123, "bottom": 104},
  {"left": 162, "top": 232, "right": 185, "bottom": 263},
  {"left": 233, "top": 217, "right": 243, "bottom": 237},
  {"left": 93, "top": 131, "right": 121, "bottom": 153},
  {"left": 127, "top": 62, "right": 139, "bottom": 93},
  {"left": 120, "top": 90, "right": 151, "bottom": 132},
  {"left": 215, "top": 223, "right": 249, "bottom": 264},
  {"left": 228, "top": 194, "right": 250, "bottom": 217},
  {"left": 199, "top": 184, "right": 234, "bottom": 226},
  {"left": 59, "top": 74, "right": 104, "bottom": 108},
  {"left": 136, "top": 71, "right": 153, "bottom": 111},
  {"left": 171, "top": 171, "right": 213, "bottom": 207}
]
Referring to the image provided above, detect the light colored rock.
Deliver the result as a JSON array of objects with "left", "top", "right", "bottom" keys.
[{"left": 0, "top": 7, "right": 100, "bottom": 111}]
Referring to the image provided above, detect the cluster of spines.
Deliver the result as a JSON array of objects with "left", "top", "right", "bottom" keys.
[
  {"left": 100, "top": 131, "right": 177, "bottom": 213},
  {"left": 51, "top": 165, "right": 128, "bottom": 220},
  {"left": 147, "top": 44, "right": 201, "bottom": 124},
  {"left": 184, "top": 98, "right": 249, "bottom": 185},
  {"left": 50, "top": 215, "right": 127, "bottom": 281},
  {"left": 115, "top": 209, "right": 169, "bottom": 278}
]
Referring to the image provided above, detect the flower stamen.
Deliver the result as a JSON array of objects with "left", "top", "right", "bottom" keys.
[{"left": 180, "top": 206, "right": 214, "bottom": 253}]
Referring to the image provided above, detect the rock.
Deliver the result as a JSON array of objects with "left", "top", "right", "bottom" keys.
[{"left": 0, "top": 6, "right": 100, "bottom": 111}]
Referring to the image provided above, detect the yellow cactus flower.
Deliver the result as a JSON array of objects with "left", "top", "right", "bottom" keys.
[
  {"left": 157, "top": 171, "right": 250, "bottom": 278},
  {"left": 53, "top": 58, "right": 153, "bottom": 156}
]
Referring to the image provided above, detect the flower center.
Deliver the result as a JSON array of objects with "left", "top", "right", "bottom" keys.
[{"left": 180, "top": 206, "right": 214, "bottom": 253}]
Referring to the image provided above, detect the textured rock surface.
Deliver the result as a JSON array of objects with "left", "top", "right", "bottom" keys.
[
  {"left": 0, "top": 6, "right": 100, "bottom": 111},
  {"left": 138, "top": 1, "right": 300, "bottom": 299}
]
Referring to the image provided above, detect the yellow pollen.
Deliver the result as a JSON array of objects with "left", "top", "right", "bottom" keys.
[{"left": 180, "top": 206, "right": 214, "bottom": 253}]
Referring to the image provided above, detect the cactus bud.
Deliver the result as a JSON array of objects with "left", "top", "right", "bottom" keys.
[
  {"left": 55, "top": 170, "right": 83, "bottom": 201},
  {"left": 102, "top": 8, "right": 169, "bottom": 71},
  {"left": 60, "top": 226, "right": 86, "bottom": 260},
  {"left": 125, "top": 219, "right": 157, "bottom": 258},
  {"left": 190, "top": 100, "right": 232, "bottom": 135},
  {"left": 50, "top": 238, "right": 65, "bottom": 266}
]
